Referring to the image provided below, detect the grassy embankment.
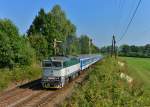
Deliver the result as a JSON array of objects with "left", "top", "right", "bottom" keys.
[
  {"left": 62, "top": 57, "right": 150, "bottom": 107},
  {"left": 0, "top": 63, "right": 42, "bottom": 91},
  {"left": 121, "top": 57, "right": 150, "bottom": 96}
]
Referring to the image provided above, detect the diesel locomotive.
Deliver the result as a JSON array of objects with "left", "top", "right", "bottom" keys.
[{"left": 41, "top": 55, "right": 102, "bottom": 88}]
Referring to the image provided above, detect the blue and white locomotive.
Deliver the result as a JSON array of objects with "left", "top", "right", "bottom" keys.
[{"left": 41, "top": 55, "right": 102, "bottom": 88}]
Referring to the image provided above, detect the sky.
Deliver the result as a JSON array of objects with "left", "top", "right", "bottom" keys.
[{"left": 0, "top": 0, "right": 150, "bottom": 47}]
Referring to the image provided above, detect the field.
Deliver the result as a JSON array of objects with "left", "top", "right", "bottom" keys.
[{"left": 121, "top": 57, "right": 150, "bottom": 92}]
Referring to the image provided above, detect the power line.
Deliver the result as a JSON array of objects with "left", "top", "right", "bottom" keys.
[
  {"left": 117, "top": 0, "right": 142, "bottom": 43},
  {"left": 114, "top": 0, "right": 125, "bottom": 35},
  {"left": 119, "top": 1, "right": 135, "bottom": 32}
]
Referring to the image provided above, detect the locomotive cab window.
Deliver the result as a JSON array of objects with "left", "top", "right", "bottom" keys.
[
  {"left": 42, "top": 61, "right": 62, "bottom": 68},
  {"left": 52, "top": 61, "right": 62, "bottom": 68},
  {"left": 42, "top": 61, "right": 52, "bottom": 67}
]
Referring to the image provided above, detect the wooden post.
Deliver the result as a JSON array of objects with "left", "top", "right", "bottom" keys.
[
  {"left": 53, "top": 38, "right": 62, "bottom": 56},
  {"left": 111, "top": 35, "right": 116, "bottom": 58},
  {"left": 53, "top": 39, "right": 56, "bottom": 56}
]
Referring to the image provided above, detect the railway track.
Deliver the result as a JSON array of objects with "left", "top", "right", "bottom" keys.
[
  {"left": 0, "top": 77, "right": 64, "bottom": 107},
  {"left": 0, "top": 88, "right": 26, "bottom": 102},
  {"left": 0, "top": 73, "right": 87, "bottom": 107},
  {"left": 0, "top": 79, "right": 41, "bottom": 98},
  {"left": 0, "top": 79, "right": 43, "bottom": 107},
  {"left": 11, "top": 91, "right": 50, "bottom": 107},
  {"left": 0, "top": 61, "right": 98, "bottom": 107}
]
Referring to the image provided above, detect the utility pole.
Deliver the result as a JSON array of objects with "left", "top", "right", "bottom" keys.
[
  {"left": 111, "top": 37, "right": 114, "bottom": 57},
  {"left": 111, "top": 35, "right": 117, "bottom": 59},
  {"left": 113, "top": 35, "right": 117, "bottom": 59},
  {"left": 89, "top": 39, "right": 92, "bottom": 54}
]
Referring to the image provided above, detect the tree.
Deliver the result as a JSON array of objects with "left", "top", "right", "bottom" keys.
[
  {"left": 27, "top": 5, "right": 76, "bottom": 58},
  {"left": 117, "top": 44, "right": 150, "bottom": 57},
  {"left": 119, "top": 44, "right": 130, "bottom": 56},
  {"left": 17, "top": 37, "right": 35, "bottom": 65},
  {"left": 28, "top": 34, "right": 48, "bottom": 60},
  {"left": 91, "top": 44, "right": 100, "bottom": 53},
  {"left": 79, "top": 35, "right": 91, "bottom": 54},
  {"left": 0, "top": 31, "right": 13, "bottom": 67},
  {"left": 27, "top": 8, "right": 47, "bottom": 36},
  {"left": 130, "top": 45, "right": 138, "bottom": 52},
  {"left": 66, "top": 35, "right": 80, "bottom": 55},
  {"left": 0, "top": 19, "right": 34, "bottom": 68},
  {"left": 144, "top": 44, "right": 150, "bottom": 57},
  {"left": 79, "top": 35, "right": 100, "bottom": 54}
]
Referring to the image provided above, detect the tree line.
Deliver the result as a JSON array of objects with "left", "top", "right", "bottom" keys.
[
  {"left": 0, "top": 5, "right": 100, "bottom": 68},
  {"left": 100, "top": 44, "right": 150, "bottom": 58}
]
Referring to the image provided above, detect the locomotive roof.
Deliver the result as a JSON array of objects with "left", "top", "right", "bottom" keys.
[
  {"left": 43, "top": 55, "right": 102, "bottom": 62},
  {"left": 52, "top": 57, "right": 68, "bottom": 60},
  {"left": 43, "top": 56, "right": 78, "bottom": 62}
]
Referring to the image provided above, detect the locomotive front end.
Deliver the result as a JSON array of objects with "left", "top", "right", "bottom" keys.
[{"left": 41, "top": 60, "right": 63, "bottom": 88}]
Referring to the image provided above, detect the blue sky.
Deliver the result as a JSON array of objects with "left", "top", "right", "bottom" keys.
[{"left": 0, "top": 0, "right": 150, "bottom": 47}]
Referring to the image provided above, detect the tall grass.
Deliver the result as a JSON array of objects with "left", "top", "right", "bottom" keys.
[
  {"left": 62, "top": 57, "right": 149, "bottom": 107},
  {"left": 0, "top": 63, "right": 41, "bottom": 91}
]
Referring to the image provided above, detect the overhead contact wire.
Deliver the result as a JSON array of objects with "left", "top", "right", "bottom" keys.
[{"left": 117, "top": 0, "right": 142, "bottom": 42}]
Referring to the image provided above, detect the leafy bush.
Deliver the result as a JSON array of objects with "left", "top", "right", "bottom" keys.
[{"left": 0, "top": 19, "right": 35, "bottom": 68}]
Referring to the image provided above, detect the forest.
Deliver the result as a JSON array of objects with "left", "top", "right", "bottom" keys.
[{"left": 100, "top": 44, "right": 150, "bottom": 58}]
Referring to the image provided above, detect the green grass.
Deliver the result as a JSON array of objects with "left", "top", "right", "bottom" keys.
[{"left": 121, "top": 57, "right": 150, "bottom": 92}]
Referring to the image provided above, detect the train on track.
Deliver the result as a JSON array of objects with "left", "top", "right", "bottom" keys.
[{"left": 41, "top": 55, "right": 103, "bottom": 88}]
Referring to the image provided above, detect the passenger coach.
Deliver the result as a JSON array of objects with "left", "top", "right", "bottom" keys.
[{"left": 79, "top": 55, "right": 102, "bottom": 70}]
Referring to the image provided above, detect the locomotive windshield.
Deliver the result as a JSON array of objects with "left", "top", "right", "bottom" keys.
[
  {"left": 43, "top": 61, "right": 52, "bottom": 67},
  {"left": 42, "top": 61, "right": 62, "bottom": 68},
  {"left": 52, "top": 61, "right": 62, "bottom": 67}
]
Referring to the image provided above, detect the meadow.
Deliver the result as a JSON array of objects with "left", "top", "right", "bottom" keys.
[{"left": 121, "top": 57, "right": 150, "bottom": 92}]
